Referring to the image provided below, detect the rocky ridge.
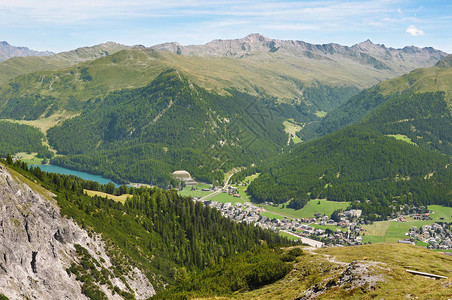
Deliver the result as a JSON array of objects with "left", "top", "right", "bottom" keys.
[
  {"left": 0, "top": 164, "right": 154, "bottom": 299},
  {"left": 0, "top": 41, "right": 53, "bottom": 62},
  {"left": 152, "top": 33, "right": 447, "bottom": 75},
  {"left": 51, "top": 42, "right": 130, "bottom": 64}
]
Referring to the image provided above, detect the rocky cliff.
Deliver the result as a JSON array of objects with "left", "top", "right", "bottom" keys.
[{"left": 0, "top": 164, "right": 154, "bottom": 299}]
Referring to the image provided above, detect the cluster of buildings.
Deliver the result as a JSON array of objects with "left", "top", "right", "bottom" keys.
[
  {"left": 206, "top": 201, "right": 264, "bottom": 225},
  {"left": 203, "top": 200, "right": 364, "bottom": 247},
  {"left": 194, "top": 186, "right": 449, "bottom": 250},
  {"left": 405, "top": 223, "right": 452, "bottom": 250}
]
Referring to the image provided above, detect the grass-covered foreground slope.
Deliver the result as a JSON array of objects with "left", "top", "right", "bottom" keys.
[
  {"left": 306, "top": 54, "right": 452, "bottom": 155},
  {"left": 248, "top": 126, "right": 451, "bottom": 220},
  {"left": 154, "top": 243, "right": 452, "bottom": 300},
  {"left": 2, "top": 158, "right": 292, "bottom": 295},
  {"left": 45, "top": 69, "right": 293, "bottom": 185}
]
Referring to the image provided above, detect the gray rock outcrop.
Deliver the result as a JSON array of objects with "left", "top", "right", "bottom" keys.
[{"left": 0, "top": 164, "right": 155, "bottom": 299}]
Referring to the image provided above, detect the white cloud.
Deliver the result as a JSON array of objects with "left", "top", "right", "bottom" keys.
[{"left": 406, "top": 25, "right": 424, "bottom": 36}]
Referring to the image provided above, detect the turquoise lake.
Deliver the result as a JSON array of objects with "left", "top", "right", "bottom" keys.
[{"left": 32, "top": 164, "right": 120, "bottom": 187}]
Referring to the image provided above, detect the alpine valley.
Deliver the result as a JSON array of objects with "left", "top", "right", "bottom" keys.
[{"left": 0, "top": 34, "right": 451, "bottom": 300}]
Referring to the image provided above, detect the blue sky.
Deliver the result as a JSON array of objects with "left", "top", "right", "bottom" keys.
[{"left": 0, "top": 0, "right": 451, "bottom": 53}]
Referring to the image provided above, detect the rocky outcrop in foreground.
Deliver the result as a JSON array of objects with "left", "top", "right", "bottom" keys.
[
  {"left": 297, "top": 260, "right": 385, "bottom": 300},
  {"left": 0, "top": 164, "right": 154, "bottom": 299}
]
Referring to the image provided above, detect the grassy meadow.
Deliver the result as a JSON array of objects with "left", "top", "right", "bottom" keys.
[
  {"left": 260, "top": 211, "right": 285, "bottom": 220},
  {"left": 15, "top": 152, "right": 44, "bottom": 165},
  {"left": 209, "top": 192, "right": 245, "bottom": 204},
  {"left": 178, "top": 183, "right": 213, "bottom": 198},
  {"left": 261, "top": 199, "right": 350, "bottom": 219},
  {"left": 84, "top": 190, "right": 132, "bottom": 204},
  {"left": 362, "top": 205, "right": 452, "bottom": 244},
  {"left": 386, "top": 134, "right": 415, "bottom": 145},
  {"left": 283, "top": 119, "right": 303, "bottom": 144}
]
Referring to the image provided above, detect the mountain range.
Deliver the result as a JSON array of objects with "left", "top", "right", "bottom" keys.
[
  {"left": 153, "top": 33, "right": 444, "bottom": 77},
  {"left": 0, "top": 34, "right": 448, "bottom": 186}
]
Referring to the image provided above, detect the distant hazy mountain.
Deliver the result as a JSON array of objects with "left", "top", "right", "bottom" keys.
[
  {"left": 152, "top": 33, "right": 447, "bottom": 83},
  {"left": 0, "top": 42, "right": 130, "bottom": 84},
  {"left": 0, "top": 41, "right": 53, "bottom": 62}
]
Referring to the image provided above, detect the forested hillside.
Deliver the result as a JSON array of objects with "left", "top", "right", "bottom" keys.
[
  {"left": 305, "top": 90, "right": 451, "bottom": 154},
  {"left": 248, "top": 126, "right": 451, "bottom": 220},
  {"left": 303, "top": 54, "right": 452, "bottom": 152},
  {"left": 0, "top": 121, "right": 52, "bottom": 157},
  {"left": 362, "top": 91, "right": 451, "bottom": 155},
  {"left": 46, "top": 69, "right": 292, "bottom": 186},
  {"left": 2, "top": 158, "right": 292, "bottom": 295}
]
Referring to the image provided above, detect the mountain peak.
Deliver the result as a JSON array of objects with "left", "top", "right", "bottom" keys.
[
  {"left": 360, "top": 39, "right": 374, "bottom": 44},
  {"left": 354, "top": 39, "right": 387, "bottom": 50},
  {"left": 242, "top": 33, "right": 271, "bottom": 42}
]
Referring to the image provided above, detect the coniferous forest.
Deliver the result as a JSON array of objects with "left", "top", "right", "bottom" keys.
[
  {"left": 0, "top": 121, "right": 52, "bottom": 158},
  {"left": 46, "top": 70, "right": 292, "bottom": 186},
  {"left": 247, "top": 126, "right": 451, "bottom": 220},
  {"left": 1, "top": 157, "right": 293, "bottom": 294}
]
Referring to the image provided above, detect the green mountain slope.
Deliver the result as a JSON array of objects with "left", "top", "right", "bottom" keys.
[
  {"left": 305, "top": 54, "right": 452, "bottom": 153},
  {"left": 248, "top": 126, "right": 451, "bottom": 220},
  {"left": 0, "top": 42, "right": 129, "bottom": 85},
  {"left": 0, "top": 46, "right": 359, "bottom": 123},
  {"left": 45, "top": 69, "right": 293, "bottom": 185},
  {"left": 166, "top": 243, "right": 452, "bottom": 300},
  {"left": 0, "top": 35, "right": 446, "bottom": 128}
]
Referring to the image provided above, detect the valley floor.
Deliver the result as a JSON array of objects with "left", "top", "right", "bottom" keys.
[{"left": 178, "top": 176, "right": 452, "bottom": 251}]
